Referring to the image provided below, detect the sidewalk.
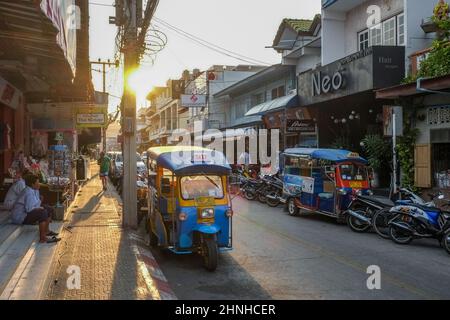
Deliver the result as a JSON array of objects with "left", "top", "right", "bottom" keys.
[{"left": 41, "top": 166, "right": 176, "bottom": 300}]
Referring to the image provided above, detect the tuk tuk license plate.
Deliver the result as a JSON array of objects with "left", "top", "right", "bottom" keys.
[
  {"left": 349, "top": 181, "right": 363, "bottom": 188},
  {"left": 195, "top": 196, "right": 215, "bottom": 207}
]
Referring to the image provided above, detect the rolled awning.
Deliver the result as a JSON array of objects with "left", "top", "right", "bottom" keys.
[{"left": 245, "top": 93, "right": 299, "bottom": 116}]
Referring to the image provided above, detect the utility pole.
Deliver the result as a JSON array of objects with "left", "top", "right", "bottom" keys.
[
  {"left": 122, "top": 0, "right": 138, "bottom": 229},
  {"left": 90, "top": 59, "right": 118, "bottom": 152}
]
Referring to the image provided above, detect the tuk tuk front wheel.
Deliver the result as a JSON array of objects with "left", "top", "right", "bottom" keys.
[{"left": 202, "top": 238, "right": 218, "bottom": 272}]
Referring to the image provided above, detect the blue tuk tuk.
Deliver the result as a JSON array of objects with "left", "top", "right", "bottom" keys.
[
  {"left": 281, "top": 148, "right": 371, "bottom": 221},
  {"left": 145, "top": 146, "right": 233, "bottom": 271}
]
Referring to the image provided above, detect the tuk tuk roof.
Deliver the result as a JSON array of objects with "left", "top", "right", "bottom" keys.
[
  {"left": 283, "top": 148, "right": 368, "bottom": 164},
  {"left": 147, "top": 146, "right": 232, "bottom": 175}
]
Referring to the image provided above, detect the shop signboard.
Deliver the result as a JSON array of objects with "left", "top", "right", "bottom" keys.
[
  {"left": 181, "top": 94, "right": 207, "bottom": 108},
  {"left": 76, "top": 106, "right": 108, "bottom": 128},
  {"left": 286, "top": 119, "right": 316, "bottom": 133},
  {"left": 298, "top": 46, "right": 405, "bottom": 106}
]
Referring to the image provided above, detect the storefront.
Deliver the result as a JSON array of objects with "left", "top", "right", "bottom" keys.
[
  {"left": 377, "top": 75, "right": 450, "bottom": 189},
  {"left": 296, "top": 46, "right": 406, "bottom": 151},
  {"left": 262, "top": 107, "right": 318, "bottom": 150}
]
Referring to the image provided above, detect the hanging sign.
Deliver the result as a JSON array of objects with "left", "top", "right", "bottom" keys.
[
  {"left": 286, "top": 119, "right": 316, "bottom": 133},
  {"left": 76, "top": 106, "right": 108, "bottom": 128}
]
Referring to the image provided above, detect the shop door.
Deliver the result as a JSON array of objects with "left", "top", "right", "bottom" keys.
[
  {"left": 414, "top": 144, "right": 431, "bottom": 188},
  {"left": 432, "top": 143, "right": 450, "bottom": 188}
]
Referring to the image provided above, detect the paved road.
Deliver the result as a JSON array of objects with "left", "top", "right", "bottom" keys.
[{"left": 150, "top": 196, "right": 450, "bottom": 300}]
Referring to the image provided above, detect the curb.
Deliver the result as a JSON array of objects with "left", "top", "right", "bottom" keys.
[{"left": 129, "top": 233, "right": 177, "bottom": 300}]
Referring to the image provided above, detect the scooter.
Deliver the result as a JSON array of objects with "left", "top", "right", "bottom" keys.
[{"left": 388, "top": 200, "right": 450, "bottom": 252}]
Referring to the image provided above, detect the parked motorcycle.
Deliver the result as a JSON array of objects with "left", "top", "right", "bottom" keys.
[
  {"left": 372, "top": 189, "right": 443, "bottom": 239},
  {"left": 240, "top": 176, "right": 264, "bottom": 201},
  {"left": 388, "top": 200, "right": 450, "bottom": 252},
  {"left": 345, "top": 188, "right": 443, "bottom": 238},
  {"left": 263, "top": 175, "right": 285, "bottom": 207}
]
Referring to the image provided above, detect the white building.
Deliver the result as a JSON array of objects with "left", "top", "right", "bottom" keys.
[{"left": 321, "top": 0, "right": 436, "bottom": 73}]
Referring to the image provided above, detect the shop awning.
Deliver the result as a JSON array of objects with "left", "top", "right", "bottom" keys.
[
  {"left": 376, "top": 75, "right": 450, "bottom": 99},
  {"left": 245, "top": 93, "right": 299, "bottom": 116}
]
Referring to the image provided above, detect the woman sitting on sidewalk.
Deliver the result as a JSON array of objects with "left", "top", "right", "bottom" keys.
[{"left": 11, "top": 174, "right": 60, "bottom": 244}]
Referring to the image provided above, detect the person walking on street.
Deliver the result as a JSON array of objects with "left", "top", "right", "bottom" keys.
[{"left": 98, "top": 151, "right": 110, "bottom": 191}]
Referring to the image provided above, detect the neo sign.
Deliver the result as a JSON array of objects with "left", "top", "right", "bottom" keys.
[{"left": 312, "top": 71, "right": 344, "bottom": 96}]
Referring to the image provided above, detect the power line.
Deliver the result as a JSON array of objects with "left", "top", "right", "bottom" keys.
[{"left": 153, "top": 17, "right": 271, "bottom": 66}]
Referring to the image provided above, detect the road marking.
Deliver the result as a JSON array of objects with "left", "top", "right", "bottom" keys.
[{"left": 236, "top": 214, "right": 439, "bottom": 299}]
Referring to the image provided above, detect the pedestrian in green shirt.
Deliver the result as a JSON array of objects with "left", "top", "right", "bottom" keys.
[{"left": 98, "top": 152, "right": 110, "bottom": 191}]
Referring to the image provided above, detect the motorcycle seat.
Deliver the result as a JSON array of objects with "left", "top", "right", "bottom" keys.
[
  {"left": 409, "top": 204, "right": 441, "bottom": 213},
  {"left": 359, "top": 195, "right": 394, "bottom": 207}
]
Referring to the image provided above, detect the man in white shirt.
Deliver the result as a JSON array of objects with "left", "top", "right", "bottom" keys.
[
  {"left": 12, "top": 174, "right": 60, "bottom": 243},
  {"left": 3, "top": 168, "right": 26, "bottom": 210}
]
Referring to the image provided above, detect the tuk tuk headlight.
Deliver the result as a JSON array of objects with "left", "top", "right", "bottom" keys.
[
  {"left": 338, "top": 188, "right": 347, "bottom": 195},
  {"left": 201, "top": 208, "right": 215, "bottom": 219},
  {"left": 179, "top": 212, "right": 188, "bottom": 221}
]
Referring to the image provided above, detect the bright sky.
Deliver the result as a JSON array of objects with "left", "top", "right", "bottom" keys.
[{"left": 89, "top": 0, "right": 321, "bottom": 112}]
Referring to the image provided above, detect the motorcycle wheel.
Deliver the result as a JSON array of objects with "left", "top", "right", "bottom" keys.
[
  {"left": 346, "top": 211, "right": 371, "bottom": 233},
  {"left": 257, "top": 192, "right": 267, "bottom": 204},
  {"left": 443, "top": 231, "right": 450, "bottom": 255},
  {"left": 389, "top": 225, "right": 413, "bottom": 245},
  {"left": 372, "top": 208, "right": 392, "bottom": 239},
  {"left": 287, "top": 198, "right": 299, "bottom": 216},
  {"left": 243, "top": 189, "right": 256, "bottom": 201},
  {"left": 266, "top": 192, "right": 281, "bottom": 207}
]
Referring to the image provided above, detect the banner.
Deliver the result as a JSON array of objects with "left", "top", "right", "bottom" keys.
[
  {"left": 40, "top": 0, "right": 77, "bottom": 75},
  {"left": 0, "top": 76, "right": 23, "bottom": 110},
  {"left": 181, "top": 94, "right": 207, "bottom": 108}
]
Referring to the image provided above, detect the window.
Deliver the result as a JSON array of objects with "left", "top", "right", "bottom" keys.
[
  {"left": 251, "top": 92, "right": 264, "bottom": 107},
  {"left": 339, "top": 164, "right": 368, "bottom": 181},
  {"left": 271, "top": 86, "right": 285, "bottom": 100},
  {"left": 359, "top": 13, "right": 404, "bottom": 49},
  {"left": 180, "top": 175, "right": 224, "bottom": 200},
  {"left": 397, "top": 14, "right": 405, "bottom": 46},
  {"left": 271, "top": 88, "right": 278, "bottom": 100},
  {"left": 370, "top": 25, "right": 382, "bottom": 46},
  {"left": 358, "top": 30, "right": 369, "bottom": 50},
  {"left": 382, "top": 17, "right": 396, "bottom": 45},
  {"left": 277, "top": 86, "right": 285, "bottom": 98}
]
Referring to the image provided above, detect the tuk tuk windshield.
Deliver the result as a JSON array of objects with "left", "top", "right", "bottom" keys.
[
  {"left": 180, "top": 175, "right": 224, "bottom": 200},
  {"left": 339, "top": 163, "right": 368, "bottom": 181}
]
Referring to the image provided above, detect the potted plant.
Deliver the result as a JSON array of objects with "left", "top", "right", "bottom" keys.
[{"left": 361, "top": 134, "right": 391, "bottom": 188}]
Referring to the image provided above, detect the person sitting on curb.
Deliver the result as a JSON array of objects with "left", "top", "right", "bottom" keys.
[
  {"left": 11, "top": 174, "right": 60, "bottom": 244},
  {"left": 3, "top": 168, "right": 27, "bottom": 211}
]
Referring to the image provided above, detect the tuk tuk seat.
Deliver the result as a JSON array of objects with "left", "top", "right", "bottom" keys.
[{"left": 318, "top": 193, "right": 334, "bottom": 200}]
